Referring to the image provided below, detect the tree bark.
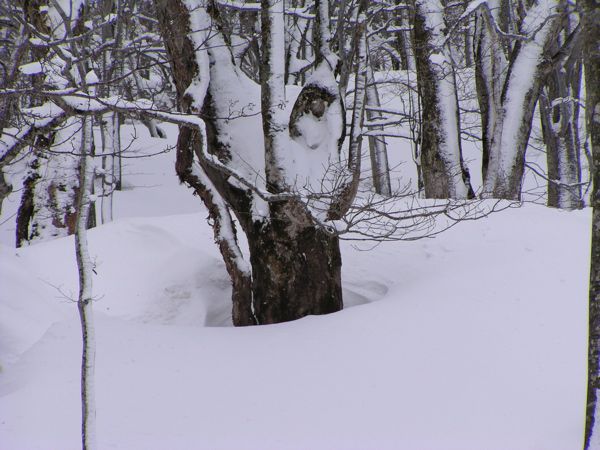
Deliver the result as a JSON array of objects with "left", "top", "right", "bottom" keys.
[
  {"left": 539, "top": 66, "right": 583, "bottom": 209},
  {"left": 584, "top": 0, "right": 600, "bottom": 446},
  {"left": 412, "top": 0, "right": 473, "bottom": 199},
  {"left": 247, "top": 203, "right": 342, "bottom": 324},
  {"left": 75, "top": 115, "right": 97, "bottom": 450},
  {"left": 366, "top": 63, "right": 392, "bottom": 196},
  {"left": 16, "top": 123, "right": 81, "bottom": 247}
]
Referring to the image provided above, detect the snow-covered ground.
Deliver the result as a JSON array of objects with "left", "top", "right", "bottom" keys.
[{"left": 0, "top": 122, "right": 590, "bottom": 449}]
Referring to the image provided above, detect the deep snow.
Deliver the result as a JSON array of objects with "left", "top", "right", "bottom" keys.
[{"left": 0, "top": 122, "right": 590, "bottom": 449}]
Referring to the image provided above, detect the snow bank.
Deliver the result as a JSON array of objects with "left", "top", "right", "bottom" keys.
[{"left": 0, "top": 202, "right": 589, "bottom": 449}]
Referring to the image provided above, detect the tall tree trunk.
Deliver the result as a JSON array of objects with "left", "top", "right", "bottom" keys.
[
  {"left": 539, "top": 20, "right": 583, "bottom": 210},
  {"left": 412, "top": 0, "right": 473, "bottom": 199},
  {"left": 99, "top": 112, "right": 120, "bottom": 222},
  {"left": 75, "top": 115, "right": 97, "bottom": 450},
  {"left": 393, "top": 3, "right": 414, "bottom": 70},
  {"left": 474, "top": 0, "right": 561, "bottom": 200},
  {"left": 98, "top": 0, "right": 124, "bottom": 212},
  {"left": 584, "top": 0, "right": 600, "bottom": 446},
  {"left": 366, "top": 63, "right": 392, "bottom": 196},
  {"left": 539, "top": 65, "right": 583, "bottom": 209},
  {"left": 257, "top": 0, "right": 343, "bottom": 322}
]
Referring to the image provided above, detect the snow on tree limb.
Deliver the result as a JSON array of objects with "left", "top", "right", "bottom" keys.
[
  {"left": 483, "top": 0, "right": 560, "bottom": 197},
  {"left": 0, "top": 103, "right": 68, "bottom": 163}
]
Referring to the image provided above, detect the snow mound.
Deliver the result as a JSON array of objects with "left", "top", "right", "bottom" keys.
[{"left": 0, "top": 203, "right": 590, "bottom": 450}]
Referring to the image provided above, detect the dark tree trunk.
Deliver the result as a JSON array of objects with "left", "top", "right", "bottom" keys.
[
  {"left": 413, "top": 7, "right": 450, "bottom": 198},
  {"left": 15, "top": 164, "right": 39, "bottom": 247},
  {"left": 584, "top": 0, "right": 600, "bottom": 446},
  {"left": 247, "top": 204, "right": 342, "bottom": 324},
  {"left": 473, "top": 14, "right": 493, "bottom": 184}
]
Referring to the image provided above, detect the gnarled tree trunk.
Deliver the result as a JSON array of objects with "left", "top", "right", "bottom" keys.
[
  {"left": 156, "top": 0, "right": 349, "bottom": 325},
  {"left": 247, "top": 203, "right": 342, "bottom": 324}
]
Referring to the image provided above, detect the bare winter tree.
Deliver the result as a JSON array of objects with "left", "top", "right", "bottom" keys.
[
  {"left": 472, "top": 0, "right": 578, "bottom": 200},
  {"left": 75, "top": 100, "right": 98, "bottom": 450},
  {"left": 153, "top": 0, "right": 366, "bottom": 325},
  {"left": 539, "top": 14, "right": 584, "bottom": 210},
  {"left": 0, "top": 0, "right": 173, "bottom": 242},
  {"left": 0, "top": 0, "right": 28, "bottom": 213},
  {"left": 14, "top": 1, "right": 95, "bottom": 246}
]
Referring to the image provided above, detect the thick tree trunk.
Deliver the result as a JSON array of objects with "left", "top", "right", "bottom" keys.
[
  {"left": 584, "top": 0, "right": 600, "bottom": 446},
  {"left": 15, "top": 123, "right": 81, "bottom": 247},
  {"left": 258, "top": 0, "right": 343, "bottom": 322},
  {"left": 247, "top": 205, "right": 342, "bottom": 324},
  {"left": 412, "top": 0, "right": 473, "bottom": 199},
  {"left": 483, "top": 84, "right": 541, "bottom": 199}
]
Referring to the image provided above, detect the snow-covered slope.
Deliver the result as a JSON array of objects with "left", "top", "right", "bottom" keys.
[{"left": 0, "top": 123, "right": 590, "bottom": 449}]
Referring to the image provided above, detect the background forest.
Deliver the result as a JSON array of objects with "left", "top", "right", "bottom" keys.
[{"left": 0, "top": 0, "right": 599, "bottom": 449}]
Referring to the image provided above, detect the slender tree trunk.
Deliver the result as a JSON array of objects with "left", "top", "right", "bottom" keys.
[
  {"left": 75, "top": 115, "right": 97, "bottom": 450},
  {"left": 284, "top": 0, "right": 306, "bottom": 84},
  {"left": 328, "top": 3, "right": 368, "bottom": 220},
  {"left": 366, "top": 63, "right": 392, "bottom": 196},
  {"left": 394, "top": 3, "right": 415, "bottom": 71},
  {"left": 584, "top": 0, "right": 600, "bottom": 446},
  {"left": 99, "top": 114, "right": 118, "bottom": 223},
  {"left": 100, "top": 0, "right": 124, "bottom": 192},
  {"left": 539, "top": 58, "right": 583, "bottom": 209}
]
